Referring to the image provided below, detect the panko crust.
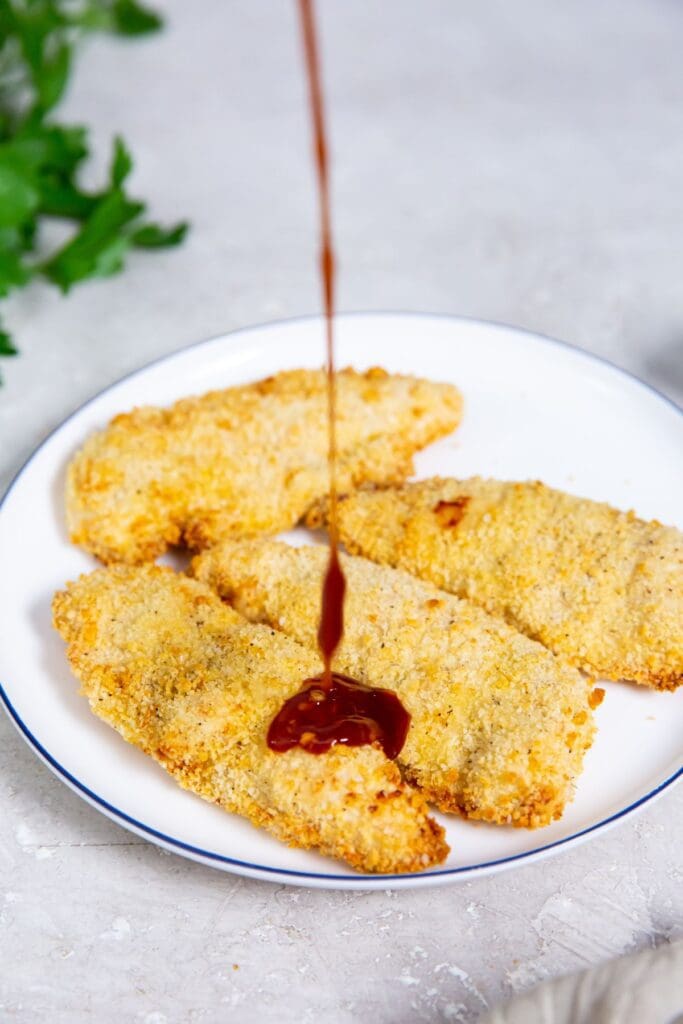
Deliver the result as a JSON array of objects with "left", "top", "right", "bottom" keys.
[
  {"left": 316, "top": 478, "right": 683, "bottom": 691},
  {"left": 192, "top": 540, "right": 597, "bottom": 828},
  {"left": 52, "top": 565, "right": 448, "bottom": 874},
  {"left": 66, "top": 367, "right": 462, "bottom": 565}
]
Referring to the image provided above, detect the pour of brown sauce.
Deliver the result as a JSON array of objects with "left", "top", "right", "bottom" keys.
[
  {"left": 266, "top": 0, "right": 410, "bottom": 762},
  {"left": 296, "top": 0, "right": 342, "bottom": 683}
]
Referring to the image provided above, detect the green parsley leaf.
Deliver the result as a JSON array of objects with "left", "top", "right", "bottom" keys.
[
  {"left": 43, "top": 188, "right": 145, "bottom": 291},
  {"left": 11, "top": 123, "right": 89, "bottom": 178},
  {"left": 132, "top": 221, "right": 189, "bottom": 248},
  {"left": 110, "top": 134, "right": 133, "bottom": 187},
  {"left": 34, "top": 42, "right": 72, "bottom": 115},
  {"left": 39, "top": 178, "right": 99, "bottom": 219},
  {"left": 0, "top": 241, "right": 32, "bottom": 297},
  {"left": 0, "top": 328, "right": 18, "bottom": 356},
  {"left": 0, "top": 150, "right": 41, "bottom": 227},
  {"left": 111, "top": 1, "right": 163, "bottom": 36}
]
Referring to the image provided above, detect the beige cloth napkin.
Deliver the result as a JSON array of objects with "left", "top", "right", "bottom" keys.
[{"left": 480, "top": 942, "right": 683, "bottom": 1024}]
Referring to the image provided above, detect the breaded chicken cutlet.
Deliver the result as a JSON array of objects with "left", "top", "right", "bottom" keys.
[
  {"left": 192, "top": 540, "right": 597, "bottom": 827},
  {"left": 52, "top": 565, "right": 448, "bottom": 874},
  {"left": 66, "top": 367, "right": 461, "bottom": 564},
  {"left": 308, "top": 478, "right": 683, "bottom": 691}
]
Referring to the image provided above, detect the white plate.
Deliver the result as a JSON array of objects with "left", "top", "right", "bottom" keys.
[{"left": 1, "top": 313, "right": 681, "bottom": 889}]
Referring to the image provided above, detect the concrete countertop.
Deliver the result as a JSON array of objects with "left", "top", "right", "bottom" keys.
[{"left": 1, "top": 2, "right": 681, "bottom": 1021}]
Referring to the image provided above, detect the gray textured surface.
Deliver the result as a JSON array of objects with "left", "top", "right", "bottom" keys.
[{"left": 1, "top": 1, "right": 682, "bottom": 1021}]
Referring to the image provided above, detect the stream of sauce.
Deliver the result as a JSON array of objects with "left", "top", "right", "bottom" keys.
[
  {"left": 296, "top": 0, "right": 345, "bottom": 684},
  {"left": 267, "top": 0, "right": 409, "bottom": 761}
]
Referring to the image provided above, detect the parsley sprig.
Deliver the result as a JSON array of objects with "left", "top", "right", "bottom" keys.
[{"left": 0, "top": 0, "right": 189, "bottom": 378}]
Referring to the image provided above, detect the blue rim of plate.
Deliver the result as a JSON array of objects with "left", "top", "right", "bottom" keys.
[{"left": 1, "top": 311, "right": 681, "bottom": 886}]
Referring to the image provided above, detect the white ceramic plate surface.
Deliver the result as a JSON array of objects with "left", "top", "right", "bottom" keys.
[{"left": 1, "top": 313, "right": 681, "bottom": 889}]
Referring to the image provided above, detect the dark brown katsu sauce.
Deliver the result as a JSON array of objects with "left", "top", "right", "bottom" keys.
[
  {"left": 266, "top": 0, "right": 409, "bottom": 761},
  {"left": 267, "top": 673, "right": 410, "bottom": 761},
  {"left": 296, "top": 0, "right": 342, "bottom": 687},
  {"left": 317, "top": 545, "right": 345, "bottom": 669}
]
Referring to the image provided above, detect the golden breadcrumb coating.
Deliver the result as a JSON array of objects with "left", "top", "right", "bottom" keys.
[
  {"left": 313, "top": 478, "right": 683, "bottom": 691},
  {"left": 66, "top": 367, "right": 462, "bottom": 565},
  {"left": 52, "top": 565, "right": 448, "bottom": 874},
  {"left": 192, "top": 540, "right": 596, "bottom": 828}
]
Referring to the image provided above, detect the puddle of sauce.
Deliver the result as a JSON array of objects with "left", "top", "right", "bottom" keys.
[
  {"left": 267, "top": 673, "right": 410, "bottom": 761},
  {"left": 266, "top": 0, "right": 410, "bottom": 761}
]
